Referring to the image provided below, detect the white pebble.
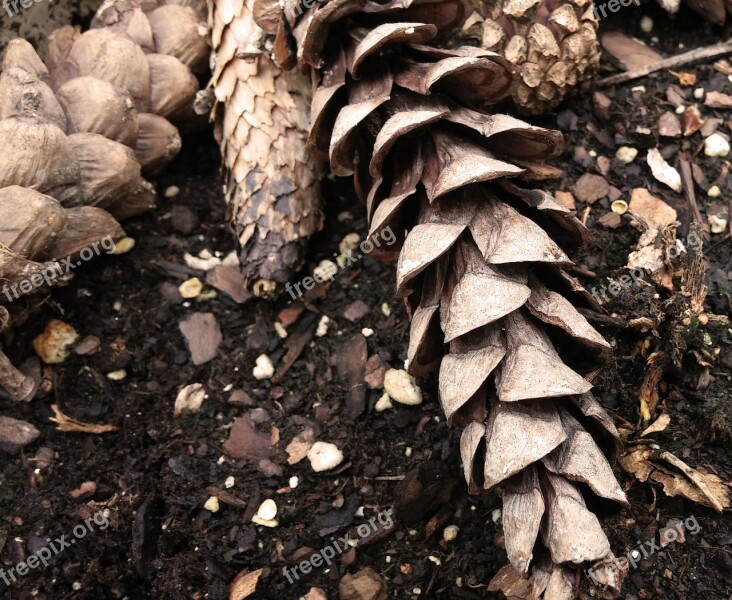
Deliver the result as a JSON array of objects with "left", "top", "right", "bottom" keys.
[
  {"left": 708, "top": 185, "right": 721, "bottom": 197},
  {"left": 640, "top": 16, "right": 653, "bottom": 32},
  {"left": 704, "top": 133, "right": 730, "bottom": 157},
  {"left": 289, "top": 476, "right": 299, "bottom": 489},
  {"left": 252, "top": 354, "right": 274, "bottom": 380},
  {"left": 381, "top": 302, "right": 391, "bottom": 317},
  {"left": 405, "top": 447, "right": 412, "bottom": 457},
  {"left": 313, "top": 260, "right": 338, "bottom": 282},
  {"left": 111, "top": 237, "right": 135, "bottom": 255},
  {"left": 224, "top": 476, "right": 235, "bottom": 489},
  {"left": 251, "top": 515, "right": 278, "bottom": 527},
  {"left": 675, "top": 105, "right": 685, "bottom": 115},
  {"left": 274, "top": 322, "right": 288, "bottom": 339},
  {"left": 315, "top": 315, "right": 330, "bottom": 337},
  {"left": 339, "top": 233, "right": 361, "bottom": 256},
  {"left": 107, "top": 369, "right": 127, "bottom": 381},
  {"left": 443, "top": 525, "right": 459, "bottom": 542},
  {"left": 164, "top": 185, "right": 180, "bottom": 198},
  {"left": 204, "top": 496, "right": 220, "bottom": 512},
  {"left": 491, "top": 508, "right": 502, "bottom": 523},
  {"left": 615, "top": 147, "right": 638, "bottom": 163},
  {"left": 361, "top": 327, "right": 374, "bottom": 337},
  {"left": 375, "top": 393, "right": 393, "bottom": 412},
  {"left": 257, "top": 499, "right": 278, "bottom": 521},
  {"left": 307, "top": 441, "right": 344, "bottom": 472},
  {"left": 709, "top": 214, "right": 728, "bottom": 234},
  {"left": 694, "top": 87, "right": 705, "bottom": 99},
  {"left": 428, "top": 556, "right": 442, "bottom": 566},
  {"left": 383, "top": 369, "right": 423, "bottom": 405}
]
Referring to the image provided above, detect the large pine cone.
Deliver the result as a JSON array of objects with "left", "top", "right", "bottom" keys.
[
  {"left": 460, "top": 0, "right": 600, "bottom": 114},
  {"left": 209, "top": 0, "right": 324, "bottom": 297},
  {"left": 255, "top": 0, "right": 627, "bottom": 595},
  {"left": 0, "top": 0, "right": 207, "bottom": 399}
]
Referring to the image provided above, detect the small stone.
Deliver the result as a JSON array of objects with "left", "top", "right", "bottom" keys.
[
  {"left": 704, "top": 133, "right": 730, "bottom": 157},
  {"left": 615, "top": 147, "right": 638, "bottom": 164},
  {"left": 174, "top": 383, "right": 206, "bottom": 417},
  {"left": 315, "top": 315, "right": 330, "bottom": 337},
  {"left": 179, "top": 277, "right": 203, "bottom": 299},
  {"left": 443, "top": 525, "right": 459, "bottom": 542},
  {"left": 598, "top": 212, "right": 623, "bottom": 229},
  {"left": 252, "top": 354, "right": 274, "bottom": 380},
  {"left": 225, "top": 476, "right": 235, "bottom": 488},
  {"left": 110, "top": 237, "right": 135, "bottom": 255},
  {"left": 33, "top": 320, "right": 79, "bottom": 364},
  {"left": 274, "top": 322, "right": 288, "bottom": 339},
  {"left": 361, "top": 328, "right": 374, "bottom": 337},
  {"left": 74, "top": 335, "right": 101, "bottom": 356},
  {"left": 184, "top": 252, "right": 221, "bottom": 271},
  {"left": 106, "top": 369, "right": 127, "bottom": 381},
  {"left": 307, "top": 441, "right": 344, "bottom": 472},
  {"left": 375, "top": 393, "right": 393, "bottom": 412},
  {"left": 657, "top": 111, "right": 682, "bottom": 137},
  {"left": 646, "top": 149, "right": 682, "bottom": 192},
  {"left": 640, "top": 16, "right": 653, "bottom": 32},
  {"left": 383, "top": 369, "right": 422, "bottom": 406},
  {"left": 256, "top": 499, "right": 278, "bottom": 521},
  {"left": 204, "top": 496, "right": 220, "bottom": 512},
  {"left": 289, "top": 476, "right": 299, "bottom": 489},
  {"left": 164, "top": 185, "right": 180, "bottom": 198},
  {"left": 708, "top": 185, "right": 721, "bottom": 197},
  {"left": 709, "top": 214, "right": 728, "bottom": 234},
  {"left": 344, "top": 300, "right": 370, "bottom": 322},
  {"left": 313, "top": 260, "right": 338, "bottom": 282},
  {"left": 381, "top": 303, "right": 391, "bottom": 317},
  {"left": 0, "top": 416, "right": 40, "bottom": 454},
  {"left": 694, "top": 87, "right": 705, "bottom": 100},
  {"left": 630, "top": 188, "right": 678, "bottom": 230},
  {"left": 179, "top": 312, "right": 222, "bottom": 365}
]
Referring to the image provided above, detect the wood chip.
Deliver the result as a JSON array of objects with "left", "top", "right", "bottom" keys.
[
  {"left": 229, "top": 568, "right": 263, "bottom": 599},
  {"left": 224, "top": 417, "right": 273, "bottom": 461},
  {"left": 50, "top": 404, "right": 118, "bottom": 434},
  {"left": 339, "top": 567, "right": 388, "bottom": 600},
  {"left": 629, "top": 188, "right": 678, "bottom": 229},
  {"left": 179, "top": 312, "right": 223, "bottom": 365},
  {"left": 704, "top": 91, "right": 732, "bottom": 109},
  {"left": 206, "top": 265, "right": 252, "bottom": 303},
  {"left": 572, "top": 173, "right": 609, "bottom": 204},
  {"left": 601, "top": 32, "right": 664, "bottom": 71}
]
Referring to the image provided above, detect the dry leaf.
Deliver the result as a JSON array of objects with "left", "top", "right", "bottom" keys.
[
  {"left": 641, "top": 413, "right": 670, "bottom": 437},
  {"left": 229, "top": 568, "right": 263, "bottom": 599},
  {"left": 50, "top": 404, "right": 118, "bottom": 433}
]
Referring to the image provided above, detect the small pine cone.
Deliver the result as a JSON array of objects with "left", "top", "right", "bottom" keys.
[
  {"left": 258, "top": 0, "right": 627, "bottom": 594},
  {"left": 209, "top": 0, "right": 324, "bottom": 296},
  {"left": 460, "top": 0, "right": 600, "bottom": 114}
]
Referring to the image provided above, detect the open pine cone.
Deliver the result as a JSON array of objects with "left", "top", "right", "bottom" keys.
[
  {"left": 251, "top": 0, "right": 627, "bottom": 594},
  {"left": 0, "top": 0, "right": 208, "bottom": 399},
  {"left": 459, "top": 0, "right": 600, "bottom": 114}
]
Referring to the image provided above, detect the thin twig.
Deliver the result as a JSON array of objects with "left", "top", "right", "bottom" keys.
[{"left": 598, "top": 39, "right": 732, "bottom": 87}]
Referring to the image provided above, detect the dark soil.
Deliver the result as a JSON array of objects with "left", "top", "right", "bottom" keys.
[{"left": 1, "top": 5, "right": 731, "bottom": 600}]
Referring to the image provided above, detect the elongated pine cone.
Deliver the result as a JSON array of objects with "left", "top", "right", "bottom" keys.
[
  {"left": 0, "top": 0, "right": 207, "bottom": 398},
  {"left": 460, "top": 0, "right": 600, "bottom": 114},
  {"left": 209, "top": 0, "right": 324, "bottom": 297},
  {"left": 254, "top": 0, "right": 627, "bottom": 595}
]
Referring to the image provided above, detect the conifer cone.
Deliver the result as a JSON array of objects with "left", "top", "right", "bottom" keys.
[
  {"left": 0, "top": 0, "right": 207, "bottom": 398},
  {"left": 209, "top": 0, "right": 324, "bottom": 297},
  {"left": 254, "top": 0, "right": 627, "bottom": 594},
  {"left": 459, "top": 0, "right": 600, "bottom": 114}
]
